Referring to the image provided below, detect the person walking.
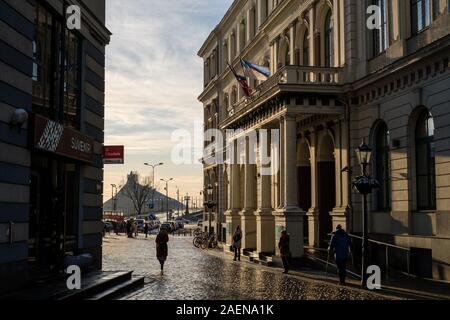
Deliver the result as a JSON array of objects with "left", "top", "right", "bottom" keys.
[
  {"left": 126, "top": 220, "right": 132, "bottom": 238},
  {"left": 156, "top": 229, "right": 169, "bottom": 274},
  {"left": 144, "top": 223, "right": 149, "bottom": 238},
  {"left": 133, "top": 221, "right": 138, "bottom": 238},
  {"left": 232, "top": 226, "right": 242, "bottom": 261},
  {"left": 278, "top": 230, "right": 291, "bottom": 274},
  {"left": 329, "top": 225, "right": 352, "bottom": 285}
]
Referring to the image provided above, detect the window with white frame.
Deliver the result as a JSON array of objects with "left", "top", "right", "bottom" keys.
[
  {"left": 372, "top": 0, "right": 388, "bottom": 56},
  {"left": 411, "top": 0, "right": 431, "bottom": 34}
]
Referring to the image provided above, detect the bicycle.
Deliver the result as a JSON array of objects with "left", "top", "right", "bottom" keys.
[
  {"left": 193, "top": 231, "right": 207, "bottom": 248},
  {"left": 193, "top": 228, "right": 203, "bottom": 237}
]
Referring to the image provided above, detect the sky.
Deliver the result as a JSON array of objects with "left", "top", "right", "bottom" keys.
[{"left": 103, "top": 0, "right": 233, "bottom": 202}]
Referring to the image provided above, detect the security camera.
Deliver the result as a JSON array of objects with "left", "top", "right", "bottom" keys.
[{"left": 9, "top": 108, "right": 28, "bottom": 132}]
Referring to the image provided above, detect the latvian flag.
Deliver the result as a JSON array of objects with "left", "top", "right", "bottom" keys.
[
  {"left": 228, "top": 62, "right": 252, "bottom": 97},
  {"left": 240, "top": 59, "right": 271, "bottom": 81}
]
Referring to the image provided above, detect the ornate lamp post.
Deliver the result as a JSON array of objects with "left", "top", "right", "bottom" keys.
[
  {"left": 353, "top": 141, "right": 379, "bottom": 287},
  {"left": 204, "top": 184, "right": 215, "bottom": 234}
]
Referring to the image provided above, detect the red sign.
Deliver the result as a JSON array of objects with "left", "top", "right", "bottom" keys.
[
  {"left": 103, "top": 146, "right": 124, "bottom": 164},
  {"left": 33, "top": 114, "right": 94, "bottom": 163}
]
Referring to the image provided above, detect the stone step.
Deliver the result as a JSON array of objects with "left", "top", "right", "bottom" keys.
[
  {"left": 56, "top": 271, "right": 134, "bottom": 300},
  {"left": 85, "top": 276, "right": 145, "bottom": 300}
]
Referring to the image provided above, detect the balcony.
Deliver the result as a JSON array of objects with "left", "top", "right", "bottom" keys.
[{"left": 222, "top": 65, "right": 345, "bottom": 129}]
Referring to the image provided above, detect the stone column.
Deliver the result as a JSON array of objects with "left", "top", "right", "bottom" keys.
[
  {"left": 332, "top": 0, "right": 341, "bottom": 67},
  {"left": 256, "top": 130, "right": 275, "bottom": 254},
  {"left": 270, "top": 41, "right": 275, "bottom": 75},
  {"left": 275, "top": 115, "right": 305, "bottom": 258},
  {"left": 331, "top": 120, "right": 350, "bottom": 231},
  {"left": 308, "top": 6, "right": 316, "bottom": 67},
  {"left": 246, "top": 8, "right": 254, "bottom": 42},
  {"left": 257, "top": 0, "right": 264, "bottom": 28},
  {"left": 240, "top": 136, "right": 257, "bottom": 250},
  {"left": 225, "top": 139, "right": 241, "bottom": 250},
  {"left": 289, "top": 21, "right": 296, "bottom": 65},
  {"left": 273, "top": 37, "right": 279, "bottom": 73},
  {"left": 228, "top": 33, "right": 233, "bottom": 62},
  {"left": 307, "top": 130, "right": 320, "bottom": 247},
  {"left": 279, "top": 116, "right": 285, "bottom": 209}
]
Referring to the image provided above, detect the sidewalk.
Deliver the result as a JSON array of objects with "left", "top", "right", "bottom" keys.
[{"left": 214, "top": 247, "right": 450, "bottom": 300}]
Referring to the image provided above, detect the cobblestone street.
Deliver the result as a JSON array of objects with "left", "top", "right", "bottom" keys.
[{"left": 102, "top": 233, "right": 391, "bottom": 300}]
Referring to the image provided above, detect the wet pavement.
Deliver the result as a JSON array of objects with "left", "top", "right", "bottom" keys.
[{"left": 102, "top": 233, "right": 390, "bottom": 300}]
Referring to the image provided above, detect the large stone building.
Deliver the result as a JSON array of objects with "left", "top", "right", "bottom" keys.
[
  {"left": 0, "top": 0, "right": 110, "bottom": 292},
  {"left": 198, "top": 0, "right": 450, "bottom": 281}
]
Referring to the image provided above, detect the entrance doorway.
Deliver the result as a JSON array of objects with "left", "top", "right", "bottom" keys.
[
  {"left": 317, "top": 134, "right": 335, "bottom": 247},
  {"left": 28, "top": 155, "right": 79, "bottom": 278}
]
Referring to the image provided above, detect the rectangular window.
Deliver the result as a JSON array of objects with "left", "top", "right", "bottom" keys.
[
  {"left": 63, "top": 30, "right": 81, "bottom": 129},
  {"left": 33, "top": 2, "right": 81, "bottom": 129},
  {"left": 373, "top": 0, "right": 388, "bottom": 56},
  {"left": 432, "top": 0, "right": 440, "bottom": 19},
  {"left": 411, "top": 0, "right": 431, "bottom": 34}
]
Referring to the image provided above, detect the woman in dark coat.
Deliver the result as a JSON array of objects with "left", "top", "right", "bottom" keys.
[{"left": 156, "top": 229, "right": 169, "bottom": 274}]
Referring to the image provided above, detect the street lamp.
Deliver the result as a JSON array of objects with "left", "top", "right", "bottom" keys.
[
  {"left": 111, "top": 184, "right": 117, "bottom": 213},
  {"left": 144, "top": 162, "right": 164, "bottom": 210},
  {"left": 204, "top": 184, "right": 215, "bottom": 234},
  {"left": 184, "top": 194, "right": 191, "bottom": 216},
  {"left": 353, "top": 140, "right": 379, "bottom": 287},
  {"left": 161, "top": 178, "right": 173, "bottom": 222}
]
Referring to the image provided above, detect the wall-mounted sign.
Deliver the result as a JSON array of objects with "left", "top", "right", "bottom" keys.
[
  {"left": 33, "top": 114, "right": 94, "bottom": 163},
  {"left": 103, "top": 146, "right": 124, "bottom": 164}
]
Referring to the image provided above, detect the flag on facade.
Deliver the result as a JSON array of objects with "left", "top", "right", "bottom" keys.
[
  {"left": 240, "top": 59, "right": 270, "bottom": 81},
  {"left": 228, "top": 62, "right": 252, "bottom": 97}
]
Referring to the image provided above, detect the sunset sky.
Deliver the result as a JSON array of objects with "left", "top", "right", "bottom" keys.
[{"left": 103, "top": 0, "right": 233, "bottom": 202}]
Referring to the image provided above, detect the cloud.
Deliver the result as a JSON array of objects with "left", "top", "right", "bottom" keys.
[{"left": 103, "top": 0, "right": 233, "bottom": 200}]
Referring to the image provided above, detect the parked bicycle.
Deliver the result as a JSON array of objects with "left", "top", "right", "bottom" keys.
[{"left": 193, "top": 232, "right": 218, "bottom": 250}]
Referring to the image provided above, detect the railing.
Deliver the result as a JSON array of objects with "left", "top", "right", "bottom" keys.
[
  {"left": 328, "top": 233, "right": 411, "bottom": 279},
  {"left": 279, "top": 65, "right": 344, "bottom": 85},
  {"left": 226, "top": 65, "right": 344, "bottom": 119}
]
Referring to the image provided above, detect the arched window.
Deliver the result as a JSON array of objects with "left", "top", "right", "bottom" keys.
[
  {"left": 374, "top": 122, "right": 391, "bottom": 211},
  {"left": 415, "top": 110, "right": 436, "bottom": 210},
  {"left": 303, "top": 29, "right": 310, "bottom": 66},
  {"left": 324, "top": 9, "right": 334, "bottom": 67},
  {"left": 372, "top": 0, "right": 388, "bottom": 56}
]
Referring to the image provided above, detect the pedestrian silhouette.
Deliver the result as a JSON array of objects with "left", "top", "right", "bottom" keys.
[
  {"left": 144, "top": 223, "right": 149, "bottom": 238},
  {"left": 329, "top": 225, "right": 352, "bottom": 285},
  {"left": 232, "top": 226, "right": 242, "bottom": 261},
  {"left": 156, "top": 229, "right": 169, "bottom": 274},
  {"left": 278, "top": 230, "right": 291, "bottom": 274}
]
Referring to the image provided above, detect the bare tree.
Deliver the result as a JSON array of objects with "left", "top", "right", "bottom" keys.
[{"left": 122, "top": 172, "right": 155, "bottom": 217}]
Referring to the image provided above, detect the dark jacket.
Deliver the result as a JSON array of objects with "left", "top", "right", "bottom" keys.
[
  {"left": 156, "top": 231, "right": 169, "bottom": 259},
  {"left": 278, "top": 234, "right": 291, "bottom": 257},
  {"left": 329, "top": 229, "right": 351, "bottom": 260}
]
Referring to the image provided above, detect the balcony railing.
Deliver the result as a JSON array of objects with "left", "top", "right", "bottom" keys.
[{"left": 226, "top": 65, "right": 344, "bottom": 120}]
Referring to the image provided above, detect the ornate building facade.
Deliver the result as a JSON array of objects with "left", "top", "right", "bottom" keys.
[{"left": 198, "top": 0, "right": 450, "bottom": 281}]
